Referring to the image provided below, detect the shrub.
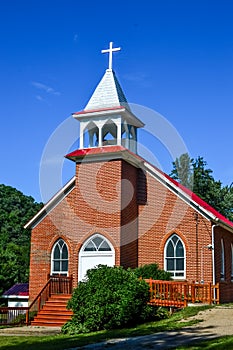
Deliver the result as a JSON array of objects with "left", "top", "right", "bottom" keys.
[
  {"left": 62, "top": 265, "right": 159, "bottom": 334},
  {"left": 132, "top": 263, "right": 172, "bottom": 280}
]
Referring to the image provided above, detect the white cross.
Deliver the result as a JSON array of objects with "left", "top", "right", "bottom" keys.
[{"left": 101, "top": 42, "right": 121, "bottom": 70}]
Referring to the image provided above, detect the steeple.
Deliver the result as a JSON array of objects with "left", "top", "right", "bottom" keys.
[
  {"left": 84, "top": 69, "right": 129, "bottom": 111},
  {"left": 72, "top": 42, "right": 144, "bottom": 154}
]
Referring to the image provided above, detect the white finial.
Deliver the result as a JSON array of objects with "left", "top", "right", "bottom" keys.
[{"left": 101, "top": 41, "right": 121, "bottom": 70}]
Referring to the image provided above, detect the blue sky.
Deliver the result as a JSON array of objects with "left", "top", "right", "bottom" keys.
[{"left": 0, "top": 0, "right": 233, "bottom": 202}]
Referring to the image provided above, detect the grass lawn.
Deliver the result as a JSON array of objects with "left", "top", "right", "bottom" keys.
[{"left": 0, "top": 305, "right": 232, "bottom": 350}]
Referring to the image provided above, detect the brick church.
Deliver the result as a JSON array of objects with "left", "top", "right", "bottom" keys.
[{"left": 26, "top": 43, "right": 233, "bottom": 303}]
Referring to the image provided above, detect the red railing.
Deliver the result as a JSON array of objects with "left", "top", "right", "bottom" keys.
[
  {"left": 145, "top": 279, "right": 219, "bottom": 308},
  {"left": 0, "top": 307, "right": 28, "bottom": 325}
]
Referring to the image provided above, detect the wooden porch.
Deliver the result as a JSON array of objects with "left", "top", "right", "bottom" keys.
[{"left": 145, "top": 279, "right": 220, "bottom": 308}]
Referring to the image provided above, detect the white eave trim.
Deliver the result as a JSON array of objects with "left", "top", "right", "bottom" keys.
[
  {"left": 72, "top": 107, "right": 144, "bottom": 128},
  {"left": 2, "top": 295, "right": 29, "bottom": 299},
  {"left": 24, "top": 176, "right": 76, "bottom": 229}
]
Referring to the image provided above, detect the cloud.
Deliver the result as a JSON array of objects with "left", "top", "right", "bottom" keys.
[
  {"left": 32, "top": 81, "right": 61, "bottom": 96},
  {"left": 123, "top": 73, "right": 152, "bottom": 88},
  {"left": 123, "top": 72, "right": 148, "bottom": 82},
  {"left": 73, "top": 34, "right": 78, "bottom": 42},
  {"left": 36, "top": 95, "right": 45, "bottom": 101}
]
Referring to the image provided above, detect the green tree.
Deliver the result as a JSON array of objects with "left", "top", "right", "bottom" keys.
[
  {"left": 170, "top": 154, "right": 233, "bottom": 222},
  {"left": 0, "top": 184, "right": 42, "bottom": 295},
  {"left": 170, "top": 153, "right": 193, "bottom": 189},
  {"left": 132, "top": 263, "right": 171, "bottom": 280}
]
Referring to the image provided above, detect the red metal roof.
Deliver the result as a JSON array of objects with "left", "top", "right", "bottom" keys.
[
  {"left": 65, "top": 145, "right": 126, "bottom": 158},
  {"left": 65, "top": 146, "right": 233, "bottom": 229},
  {"left": 73, "top": 106, "right": 125, "bottom": 115}
]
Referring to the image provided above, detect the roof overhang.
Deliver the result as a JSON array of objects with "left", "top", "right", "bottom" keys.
[
  {"left": 2, "top": 295, "right": 29, "bottom": 299},
  {"left": 24, "top": 176, "right": 76, "bottom": 229}
]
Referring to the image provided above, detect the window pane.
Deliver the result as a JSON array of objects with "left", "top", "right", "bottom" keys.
[
  {"left": 54, "top": 245, "right": 60, "bottom": 259},
  {"left": 99, "top": 240, "right": 111, "bottom": 251},
  {"left": 62, "top": 260, "right": 68, "bottom": 272},
  {"left": 167, "top": 258, "right": 174, "bottom": 270},
  {"left": 176, "top": 258, "right": 184, "bottom": 270},
  {"left": 172, "top": 235, "right": 178, "bottom": 244},
  {"left": 54, "top": 261, "right": 60, "bottom": 271},
  {"left": 84, "top": 241, "right": 96, "bottom": 251},
  {"left": 93, "top": 236, "right": 103, "bottom": 249},
  {"left": 166, "top": 241, "right": 174, "bottom": 257},
  {"left": 176, "top": 241, "right": 184, "bottom": 257},
  {"left": 175, "top": 272, "right": 184, "bottom": 277},
  {"left": 62, "top": 245, "right": 68, "bottom": 259},
  {"left": 58, "top": 239, "right": 64, "bottom": 247}
]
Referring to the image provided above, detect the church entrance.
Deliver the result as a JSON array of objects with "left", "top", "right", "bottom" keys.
[{"left": 78, "top": 234, "right": 115, "bottom": 281}]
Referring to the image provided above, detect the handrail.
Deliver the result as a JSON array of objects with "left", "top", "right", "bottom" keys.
[
  {"left": 26, "top": 275, "right": 73, "bottom": 325},
  {"left": 26, "top": 278, "right": 52, "bottom": 325},
  {"left": 28, "top": 279, "right": 51, "bottom": 312}
]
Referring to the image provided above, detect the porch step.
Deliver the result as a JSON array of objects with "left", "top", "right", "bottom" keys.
[{"left": 31, "top": 294, "right": 73, "bottom": 327}]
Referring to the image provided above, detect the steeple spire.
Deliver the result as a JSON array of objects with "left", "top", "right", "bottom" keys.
[{"left": 101, "top": 41, "right": 121, "bottom": 70}]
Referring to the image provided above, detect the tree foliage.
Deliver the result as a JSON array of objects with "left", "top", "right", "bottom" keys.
[
  {"left": 0, "top": 184, "right": 42, "bottom": 295},
  {"left": 62, "top": 265, "right": 169, "bottom": 334},
  {"left": 132, "top": 263, "right": 172, "bottom": 280},
  {"left": 170, "top": 154, "right": 233, "bottom": 222}
]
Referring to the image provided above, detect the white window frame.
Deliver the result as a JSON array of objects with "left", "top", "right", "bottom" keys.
[
  {"left": 164, "top": 234, "right": 186, "bottom": 280},
  {"left": 220, "top": 238, "right": 225, "bottom": 281},
  {"left": 51, "top": 239, "right": 69, "bottom": 276}
]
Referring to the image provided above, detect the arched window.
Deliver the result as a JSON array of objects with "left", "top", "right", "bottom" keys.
[
  {"left": 51, "top": 239, "right": 69, "bottom": 276},
  {"left": 220, "top": 239, "right": 225, "bottom": 280},
  {"left": 83, "top": 235, "right": 112, "bottom": 252},
  {"left": 164, "top": 234, "right": 185, "bottom": 279},
  {"left": 84, "top": 122, "right": 99, "bottom": 148},
  {"left": 102, "top": 120, "right": 117, "bottom": 145}
]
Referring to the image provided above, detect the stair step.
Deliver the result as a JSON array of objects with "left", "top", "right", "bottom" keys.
[
  {"left": 33, "top": 315, "right": 71, "bottom": 321},
  {"left": 39, "top": 310, "right": 73, "bottom": 315},
  {"left": 45, "top": 302, "right": 69, "bottom": 307},
  {"left": 31, "top": 293, "right": 72, "bottom": 327}
]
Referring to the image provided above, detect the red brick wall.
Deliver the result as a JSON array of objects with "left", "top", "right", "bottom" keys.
[
  {"left": 120, "top": 161, "right": 138, "bottom": 268},
  {"left": 137, "top": 172, "right": 214, "bottom": 283}
]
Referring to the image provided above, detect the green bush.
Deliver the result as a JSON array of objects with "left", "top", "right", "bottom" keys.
[
  {"left": 62, "top": 265, "right": 167, "bottom": 334},
  {"left": 132, "top": 263, "right": 172, "bottom": 280}
]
